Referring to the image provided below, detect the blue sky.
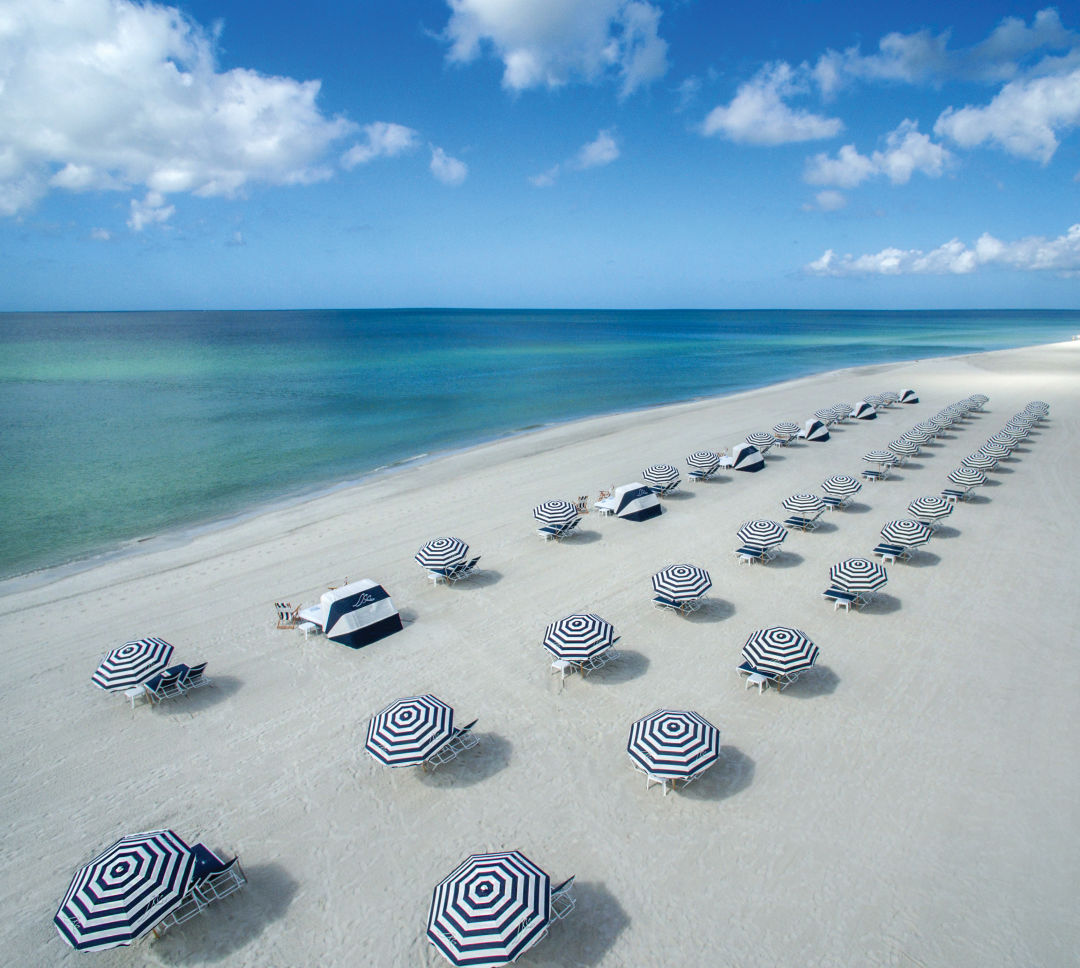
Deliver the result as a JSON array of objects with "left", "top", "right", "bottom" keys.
[{"left": 2, "top": 0, "right": 1079, "bottom": 310}]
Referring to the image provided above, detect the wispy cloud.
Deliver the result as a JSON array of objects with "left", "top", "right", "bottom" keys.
[
  {"left": 430, "top": 146, "right": 468, "bottom": 186},
  {"left": 807, "top": 223, "right": 1080, "bottom": 276},
  {"left": 127, "top": 191, "right": 175, "bottom": 232},
  {"left": 529, "top": 128, "right": 619, "bottom": 186},
  {"left": 341, "top": 123, "right": 420, "bottom": 169},
  {"left": 442, "top": 0, "right": 668, "bottom": 97}
]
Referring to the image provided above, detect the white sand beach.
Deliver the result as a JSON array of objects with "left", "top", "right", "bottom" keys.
[{"left": 2, "top": 340, "right": 1078, "bottom": 968}]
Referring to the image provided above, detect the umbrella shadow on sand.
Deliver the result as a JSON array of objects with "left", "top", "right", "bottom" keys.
[
  {"left": 154, "top": 862, "right": 299, "bottom": 965},
  {"left": 687, "top": 598, "right": 734, "bottom": 623},
  {"left": 418, "top": 733, "right": 512, "bottom": 789},
  {"left": 785, "top": 664, "right": 840, "bottom": 699},
  {"left": 583, "top": 649, "right": 649, "bottom": 685},
  {"left": 539, "top": 880, "right": 630, "bottom": 968},
  {"left": 169, "top": 676, "right": 243, "bottom": 714},
  {"left": 681, "top": 746, "right": 755, "bottom": 802},
  {"left": 863, "top": 592, "right": 901, "bottom": 614}
]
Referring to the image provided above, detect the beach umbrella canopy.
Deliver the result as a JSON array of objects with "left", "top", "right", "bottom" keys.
[
  {"left": 626, "top": 709, "right": 720, "bottom": 780},
  {"left": 980, "top": 442, "right": 1011, "bottom": 461},
  {"left": 782, "top": 493, "right": 825, "bottom": 516},
  {"left": 948, "top": 467, "right": 987, "bottom": 488},
  {"left": 1024, "top": 400, "right": 1048, "bottom": 416},
  {"left": 928, "top": 413, "right": 954, "bottom": 428},
  {"left": 686, "top": 450, "right": 721, "bottom": 472},
  {"left": 880, "top": 519, "right": 933, "bottom": 547},
  {"left": 903, "top": 428, "right": 934, "bottom": 444},
  {"left": 54, "top": 830, "right": 196, "bottom": 951},
  {"left": 531, "top": 501, "right": 578, "bottom": 527},
  {"left": 415, "top": 537, "right": 469, "bottom": 570},
  {"left": 880, "top": 391, "right": 900, "bottom": 404},
  {"left": 741, "top": 627, "right": 819, "bottom": 676},
  {"left": 814, "top": 408, "right": 838, "bottom": 423},
  {"left": 994, "top": 426, "right": 1026, "bottom": 442},
  {"left": 91, "top": 638, "right": 174, "bottom": 692},
  {"left": 913, "top": 421, "right": 939, "bottom": 436},
  {"left": 970, "top": 393, "right": 990, "bottom": 405},
  {"left": 830, "top": 557, "right": 888, "bottom": 593},
  {"left": 543, "top": 613, "right": 615, "bottom": 661},
  {"left": 831, "top": 403, "right": 854, "bottom": 420},
  {"left": 772, "top": 421, "right": 801, "bottom": 440},
  {"left": 365, "top": 695, "right": 455, "bottom": 767},
  {"left": 962, "top": 451, "right": 997, "bottom": 470},
  {"left": 427, "top": 851, "right": 550, "bottom": 968},
  {"left": 822, "top": 474, "right": 862, "bottom": 496},
  {"left": 899, "top": 389, "right": 919, "bottom": 403},
  {"left": 652, "top": 564, "right": 712, "bottom": 602},
  {"left": 745, "top": 432, "right": 777, "bottom": 450},
  {"left": 987, "top": 432, "right": 1017, "bottom": 449},
  {"left": 864, "top": 393, "right": 885, "bottom": 407},
  {"left": 642, "top": 464, "right": 680, "bottom": 489},
  {"left": 863, "top": 450, "right": 898, "bottom": 466},
  {"left": 1008, "top": 413, "right": 1037, "bottom": 428},
  {"left": 907, "top": 496, "right": 953, "bottom": 521},
  {"left": 737, "top": 519, "right": 787, "bottom": 548},
  {"left": 888, "top": 438, "right": 919, "bottom": 457}
]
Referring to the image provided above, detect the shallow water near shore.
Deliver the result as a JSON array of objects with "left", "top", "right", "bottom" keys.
[{"left": 2, "top": 307, "right": 1077, "bottom": 579}]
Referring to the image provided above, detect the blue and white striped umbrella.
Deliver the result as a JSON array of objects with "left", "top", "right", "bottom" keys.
[
  {"left": 782, "top": 493, "right": 825, "bottom": 516},
  {"left": 651, "top": 564, "right": 712, "bottom": 602},
  {"left": 907, "top": 496, "right": 953, "bottom": 521},
  {"left": 903, "top": 428, "right": 934, "bottom": 444},
  {"left": 880, "top": 391, "right": 900, "bottom": 405},
  {"left": 832, "top": 402, "right": 854, "bottom": 418},
  {"left": 686, "top": 450, "right": 721, "bottom": 472},
  {"left": 995, "top": 426, "right": 1026, "bottom": 442},
  {"left": 627, "top": 709, "right": 720, "bottom": 780},
  {"left": 772, "top": 421, "right": 802, "bottom": 440},
  {"left": 864, "top": 393, "right": 886, "bottom": 407},
  {"left": 948, "top": 467, "right": 987, "bottom": 488},
  {"left": 415, "top": 537, "right": 470, "bottom": 570},
  {"left": 428, "top": 851, "right": 550, "bottom": 968},
  {"left": 863, "top": 450, "right": 898, "bottom": 466},
  {"left": 54, "top": 830, "right": 196, "bottom": 951},
  {"left": 1009, "top": 413, "right": 1037, "bottom": 428},
  {"left": 742, "top": 627, "right": 819, "bottom": 676},
  {"left": 928, "top": 413, "right": 954, "bottom": 429},
  {"left": 830, "top": 557, "right": 888, "bottom": 592},
  {"left": 1024, "top": 400, "right": 1049, "bottom": 415},
  {"left": 888, "top": 438, "right": 919, "bottom": 457},
  {"left": 737, "top": 519, "right": 787, "bottom": 548},
  {"left": 532, "top": 501, "right": 578, "bottom": 527},
  {"left": 745, "top": 432, "right": 777, "bottom": 450},
  {"left": 822, "top": 474, "right": 862, "bottom": 496},
  {"left": 912, "top": 421, "right": 939, "bottom": 436},
  {"left": 962, "top": 451, "right": 997, "bottom": 470},
  {"left": 543, "top": 613, "right": 615, "bottom": 661},
  {"left": 642, "top": 464, "right": 680, "bottom": 489},
  {"left": 365, "top": 695, "right": 455, "bottom": 767},
  {"left": 814, "top": 408, "right": 838, "bottom": 423},
  {"left": 880, "top": 519, "right": 933, "bottom": 547},
  {"left": 91, "top": 638, "right": 174, "bottom": 692},
  {"left": 970, "top": 393, "right": 989, "bottom": 406},
  {"left": 987, "top": 432, "right": 1017, "bottom": 449},
  {"left": 980, "top": 442, "right": 1011, "bottom": 460}
]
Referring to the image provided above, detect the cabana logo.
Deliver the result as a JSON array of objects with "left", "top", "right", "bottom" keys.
[{"left": 351, "top": 593, "right": 377, "bottom": 607}]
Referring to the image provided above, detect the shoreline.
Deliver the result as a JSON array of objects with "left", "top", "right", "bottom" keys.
[{"left": 3, "top": 335, "right": 1071, "bottom": 599}]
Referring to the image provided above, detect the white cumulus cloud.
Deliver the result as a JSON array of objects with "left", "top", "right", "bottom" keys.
[
  {"left": 934, "top": 66, "right": 1080, "bottom": 162},
  {"left": 807, "top": 223, "right": 1080, "bottom": 276},
  {"left": 805, "top": 120, "right": 953, "bottom": 188},
  {"left": 341, "top": 123, "right": 420, "bottom": 169},
  {"left": 430, "top": 146, "right": 468, "bottom": 186},
  {"left": 442, "top": 0, "right": 668, "bottom": 96},
  {"left": 575, "top": 129, "right": 619, "bottom": 169},
  {"left": 128, "top": 191, "right": 175, "bottom": 232},
  {"left": 702, "top": 62, "right": 843, "bottom": 145},
  {"left": 0, "top": 0, "right": 352, "bottom": 219}
]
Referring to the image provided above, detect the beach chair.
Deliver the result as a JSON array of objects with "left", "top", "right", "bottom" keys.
[
  {"left": 822, "top": 587, "right": 861, "bottom": 612},
  {"left": 275, "top": 602, "right": 299, "bottom": 629},
  {"left": 424, "top": 719, "right": 479, "bottom": 770},
  {"left": 941, "top": 487, "right": 970, "bottom": 503},
  {"left": 783, "top": 514, "right": 821, "bottom": 532},
  {"left": 144, "top": 668, "right": 187, "bottom": 704},
  {"left": 155, "top": 845, "right": 246, "bottom": 936},
  {"left": 179, "top": 662, "right": 211, "bottom": 692},
  {"left": 735, "top": 544, "right": 776, "bottom": 564},
  {"left": 448, "top": 557, "right": 481, "bottom": 582},
  {"left": 427, "top": 566, "right": 455, "bottom": 584},
  {"left": 872, "top": 542, "right": 910, "bottom": 564},
  {"left": 687, "top": 468, "right": 716, "bottom": 483},
  {"left": 550, "top": 876, "right": 576, "bottom": 920},
  {"left": 578, "top": 645, "right": 620, "bottom": 675},
  {"left": 821, "top": 494, "right": 849, "bottom": 511},
  {"left": 860, "top": 468, "right": 886, "bottom": 482},
  {"left": 652, "top": 595, "right": 681, "bottom": 612}
]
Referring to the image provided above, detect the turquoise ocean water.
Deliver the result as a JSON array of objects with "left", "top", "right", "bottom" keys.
[{"left": 2, "top": 309, "right": 1077, "bottom": 582}]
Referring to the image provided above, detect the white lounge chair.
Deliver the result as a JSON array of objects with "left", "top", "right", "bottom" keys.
[
  {"left": 423, "top": 720, "right": 479, "bottom": 770},
  {"left": 155, "top": 845, "right": 246, "bottom": 936}
]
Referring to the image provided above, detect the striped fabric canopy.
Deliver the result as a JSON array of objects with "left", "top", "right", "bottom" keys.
[
  {"left": 542, "top": 614, "right": 615, "bottom": 661},
  {"left": 863, "top": 450, "right": 898, "bottom": 465},
  {"left": 415, "top": 537, "right": 469, "bottom": 570},
  {"left": 907, "top": 496, "right": 953, "bottom": 520},
  {"left": 814, "top": 408, "right": 838, "bottom": 423},
  {"left": 979, "top": 442, "right": 1010, "bottom": 460},
  {"left": 830, "top": 557, "right": 888, "bottom": 592},
  {"left": 995, "top": 426, "right": 1026, "bottom": 441},
  {"left": 365, "top": 695, "right": 455, "bottom": 767},
  {"left": 1009, "top": 413, "right": 1037, "bottom": 427},
  {"left": 651, "top": 564, "right": 712, "bottom": 602},
  {"left": 91, "top": 638, "right": 174, "bottom": 692},
  {"left": 948, "top": 467, "right": 987, "bottom": 488},
  {"left": 741, "top": 626, "right": 818, "bottom": 676},
  {"left": 912, "top": 421, "right": 939, "bottom": 436},
  {"left": 888, "top": 438, "right": 919, "bottom": 457},
  {"left": 987, "top": 432, "right": 1017, "bottom": 449},
  {"left": 864, "top": 393, "right": 886, "bottom": 407},
  {"left": 642, "top": 464, "right": 680, "bottom": 489},
  {"left": 782, "top": 493, "right": 825, "bottom": 516},
  {"left": 880, "top": 519, "right": 933, "bottom": 547},
  {"left": 626, "top": 709, "right": 720, "bottom": 780},
  {"left": 736, "top": 519, "right": 787, "bottom": 548},
  {"left": 880, "top": 391, "right": 900, "bottom": 404},
  {"left": 903, "top": 428, "right": 934, "bottom": 444},
  {"left": 772, "top": 421, "right": 801, "bottom": 439},
  {"left": 822, "top": 474, "right": 862, "bottom": 496},
  {"left": 531, "top": 501, "right": 578, "bottom": 526},
  {"left": 54, "top": 830, "right": 196, "bottom": 951},
  {"left": 427, "top": 851, "right": 550, "bottom": 968},
  {"left": 1024, "top": 400, "right": 1049, "bottom": 415},
  {"left": 928, "top": 413, "right": 954, "bottom": 428},
  {"left": 745, "top": 432, "right": 777, "bottom": 449},
  {"left": 962, "top": 451, "right": 997, "bottom": 470},
  {"left": 686, "top": 450, "right": 721, "bottom": 472},
  {"left": 970, "top": 393, "right": 990, "bottom": 406}
]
